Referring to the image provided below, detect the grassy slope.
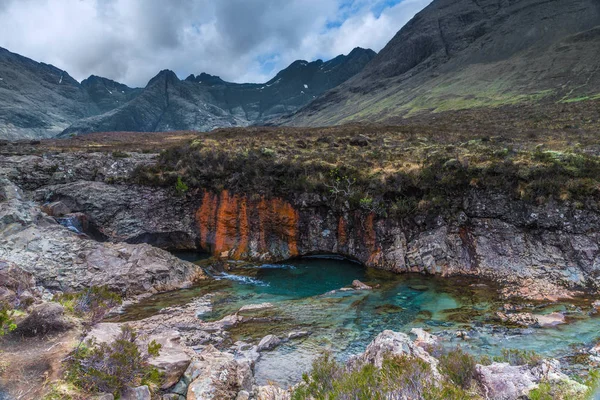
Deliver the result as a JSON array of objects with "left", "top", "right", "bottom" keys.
[{"left": 288, "top": 26, "right": 600, "bottom": 127}]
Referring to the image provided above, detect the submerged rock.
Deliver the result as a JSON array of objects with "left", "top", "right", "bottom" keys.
[
  {"left": 352, "top": 280, "right": 372, "bottom": 290},
  {"left": 239, "top": 303, "right": 274, "bottom": 312},
  {"left": 536, "top": 312, "right": 566, "bottom": 327},
  {"left": 258, "top": 334, "right": 281, "bottom": 351}
]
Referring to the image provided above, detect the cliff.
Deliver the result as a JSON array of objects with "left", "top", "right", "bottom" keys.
[{"left": 3, "top": 150, "right": 597, "bottom": 302}]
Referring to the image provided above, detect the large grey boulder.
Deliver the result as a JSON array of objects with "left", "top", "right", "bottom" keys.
[
  {"left": 349, "top": 330, "right": 441, "bottom": 380},
  {"left": 475, "top": 359, "right": 587, "bottom": 400}
]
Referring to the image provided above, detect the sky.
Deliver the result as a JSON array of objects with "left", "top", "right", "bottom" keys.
[{"left": 0, "top": 0, "right": 431, "bottom": 87}]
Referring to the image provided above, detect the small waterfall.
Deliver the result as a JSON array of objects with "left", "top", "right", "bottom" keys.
[
  {"left": 216, "top": 272, "right": 269, "bottom": 286},
  {"left": 57, "top": 216, "right": 83, "bottom": 234}
]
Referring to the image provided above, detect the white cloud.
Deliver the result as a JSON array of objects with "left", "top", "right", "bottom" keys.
[{"left": 0, "top": 0, "right": 432, "bottom": 87}]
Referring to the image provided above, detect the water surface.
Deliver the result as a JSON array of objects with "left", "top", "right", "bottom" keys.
[{"left": 116, "top": 256, "right": 600, "bottom": 387}]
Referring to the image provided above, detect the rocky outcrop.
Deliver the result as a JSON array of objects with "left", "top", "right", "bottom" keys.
[
  {"left": 476, "top": 360, "right": 588, "bottom": 400},
  {"left": 0, "top": 176, "right": 205, "bottom": 296},
  {"left": 349, "top": 330, "right": 441, "bottom": 380},
  {"left": 3, "top": 151, "right": 600, "bottom": 300}
]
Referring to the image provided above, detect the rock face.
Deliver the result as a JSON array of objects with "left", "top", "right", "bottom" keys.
[
  {"left": 285, "top": 0, "right": 600, "bottom": 126},
  {"left": 3, "top": 151, "right": 600, "bottom": 300},
  {"left": 0, "top": 175, "right": 205, "bottom": 295}
]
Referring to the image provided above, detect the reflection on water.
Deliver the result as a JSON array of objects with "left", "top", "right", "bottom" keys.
[{"left": 115, "top": 257, "right": 600, "bottom": 387}]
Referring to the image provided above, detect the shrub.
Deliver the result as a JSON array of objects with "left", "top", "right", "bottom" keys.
[
  {"left": 493, "top": 349, "right": 542, "bottom": 367},
  {"left": 0, "top": 302, "right": 16, "bottom": 336},
  {"left": 56, "top": 286, "right": 121, "bottom": 322},
  {"left": 66, "top": 325, "right": 162, "bottom": 396},
  {"left": 111, "top": 151, "right": 129, "bottom": 159},
  {"left": 292, "top": 352, "right": 473, "bottom": 400},
  {"left": 175, "top": 176, "right": 189, "bottom": 196},
  {"left": 439, "top": 347, "right": 477, "bottom": 389}
]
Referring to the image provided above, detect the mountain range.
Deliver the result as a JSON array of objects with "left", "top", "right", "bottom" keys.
[
  {"left": 284, "top": 0, "right": 600, "bottom": 126},
  {"left": 1, "top": 0, "right": 600, "bottom": 139},
  {"left": 0, "top": 47, "right": 375, "bottom": 140}
]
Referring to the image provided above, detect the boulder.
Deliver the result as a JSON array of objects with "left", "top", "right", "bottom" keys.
[
  {"left": 93, "top": 394, "right": 115, "bottom": 400},
  {"left": 162, "top": 394, "right": 184, "bottom": 400},
  {"left": 475, "top": 359, "right": 587, "bottom": 400},
  {"left": 15, "top": 302, "right": 72, "bottom": 336},
  {"left": 287, "top": 331, "right": 310, "bottom": 340},
  {"left": 147, "top": 331, "right": 192, "bottom": 389},
  {"left": 121, "top": 386, "right": 151, "bottom": 400},
  {"left": 85, "top": 322, "right": 123, "bottom": 344},
  {"left": 410, "top": 328, "right": 438, "bottom": 347},
  {"left": 41, "top": 201, "right": 71, "bottom": 217},
  {"left": 186, "top": 345, "right": 253, "bottom": 400},
  {"left": 496, "top": 312, "right": 538, "bottom": 327},
  {"left": 255, "top": 385, "right": 291, "bottom": 400},
  {"left": 475, "top": 363, "right": 537, "bottom": 400},
  {"left": 350, "top": 330, "right": 441, "bottom": 380},
  {"left": 536, "top": 312, "right": 566, "bottom": 327},
  {"left": 239, "top": 303, "right": 273, "bottom": 312},
  {"left": 258, "top": 334, "right": 281, "bottom": 351},
  {"left": 352, "top": 280, "right": 372, "bottom": 290}
]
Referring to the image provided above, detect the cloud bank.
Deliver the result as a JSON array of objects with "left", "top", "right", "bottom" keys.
[{"left": 0, "top": 0, "right": 431, "bottom": 87}]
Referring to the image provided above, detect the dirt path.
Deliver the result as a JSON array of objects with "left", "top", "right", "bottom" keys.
[{"left": 0, "top": 328, "right": 80, "bottom": 399}]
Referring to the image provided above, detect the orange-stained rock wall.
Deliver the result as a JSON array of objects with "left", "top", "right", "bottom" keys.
[{"left": 195, "top": 191, "right": 300, "bottom": 260}]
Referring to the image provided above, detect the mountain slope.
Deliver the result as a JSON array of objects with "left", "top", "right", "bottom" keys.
[
  {"left": 284, "top": 0, "right": 600, "bottom": 126},
  {"left": 61, "top": 48, "right": 376, "bottom": 135},
  {"left": 0, "top": 47, "right": 98, "bottom": 140}
]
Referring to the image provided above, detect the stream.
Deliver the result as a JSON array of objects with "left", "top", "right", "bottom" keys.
[{"left": 113, "top": 256, "right": 600, "bottom": 387}]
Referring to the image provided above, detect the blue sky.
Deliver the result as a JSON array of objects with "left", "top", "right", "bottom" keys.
[{"left": 0, "top": 0, "right": 432, "bottom": 87}]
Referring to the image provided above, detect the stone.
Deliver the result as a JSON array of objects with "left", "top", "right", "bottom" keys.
[
  {"left": 350, "top": 330, "right": 441, "bottom": 380},
  {"left": 475, "top": 363, "right": 538, "bottom": 400},
  {"left": 0, "top": 177, "right": 205, "bottom": 296},
  {"left": 162, "top": 395, "right": 184, "bottom": 400},
  {"left": 475, "top": 359, "right": 587, "bottom": 400},
  {"left": 287, "top": 331, "right": 310, "bottom": 340},
  {"left": 93, "top": 394, "right": 115, "bottom": 400},
  {"left": 536, "top": 312, "right": 566, "bottom": 327},
  {"left": 85, "top": 323, "right": 123, "bottom": 344},
  {"left": 239, "top": 303, "right": 274, "bottom": 312},
  {"left": 592, "top": 300, "right": 600, "bottom": 310},
  {"left": 121, "top": 385, "right": 151, "bottom": 400},
  {"left": 410, "top": 328, "right": 438, "bottom": 346},
  {"left": 255, "top": 385, "right": 291, "bottom": 400},
  {"left": 41, "top": 201, "right": 71, "bottom": 217},
  {"left": 0, "top": 287, "right": 16, "bottom": 304},
  {"left": 590, "top": 343, "right": 600, "bottom": 355},
  {"left": 351, "top": 280, "right": 372, "bottom": 290},
  {"left": 146, "top": 331, "right": 192, "bottom": 389},
  {"left": 236, "top": 390, "right": 250, "bottom": 400},
  {"left": 496, "top": 312, "right": 538, "bottom": 327},
  {"left": 186, "top": 345, "right": 253, "bottom": 400},
  {"left": 15, "top": 302, "right": 72, "bottom": 336},
  {"left": 258, "top": 334, "right": 281, "bottom": 351}
]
